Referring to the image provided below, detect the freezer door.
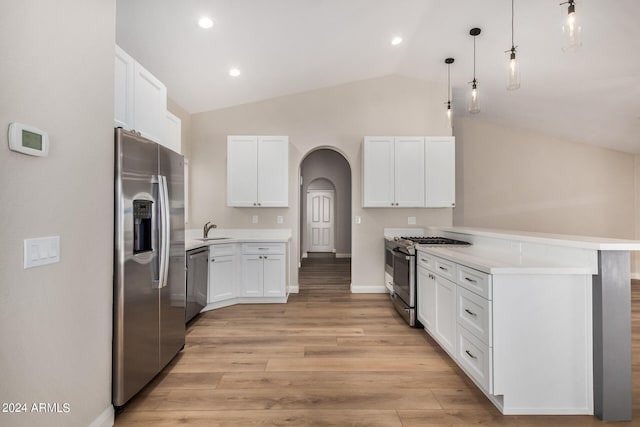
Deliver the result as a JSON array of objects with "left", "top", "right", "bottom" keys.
[
  {"left": 158, "top": 146, "right": 186, "bottom": 368},
  {"left": 113, "top": 128, "right": 161, "bottom": 407}
]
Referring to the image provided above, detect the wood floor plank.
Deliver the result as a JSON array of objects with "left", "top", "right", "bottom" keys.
[
  {"left": 266, "top": 357, "right": 456, "bottom": 372},
  {"left": 158, "top": 387, "right": 442, "bottom": 411},
  {"left": 116, "top": 409, "right": 403, "bottom": 426},
  {"left": 216, "top": 371, "right": 470, "bottom": 390}
]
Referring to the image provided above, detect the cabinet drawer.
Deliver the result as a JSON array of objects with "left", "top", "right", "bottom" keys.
[
  {"left": 242, "top": 243, "right": 285, "bottom": 255},
  {"left": 209, "top": 243, "right": 236, "bottom": 257},
  {"left": 457, "top": 287, "right": 492, "bottom": 346},
  {"left": 434, "top": 256, "right": 455, "bottom": 281},
  {"left": 416, "top": 251, "right": 435, "bottom": 272},
  {"left": 457, "top": 265, "right": 492, "bottom": 299},
  {"left": 456, "top": 325, "right": 493, "bottom": 394}
]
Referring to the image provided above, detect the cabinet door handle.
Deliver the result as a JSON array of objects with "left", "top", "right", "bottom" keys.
[
  {"left": 465, "top": 277, "right": 477, "bottom": 283},
  {"left": 264, "top": 255, "right": 268, "bottom": 259},
  {"left": 420, "top": 258, "right": 428, "bottom": 263},
  {"left": 439, "top": 266, "right": 448, "bottom": 272},
  {"left": 211, "top": 258, "right": 215, "bottom": 262},
  {"left": 464, "top": 308, "right": 477, "bottom": 317},
  {"left": 465, "top": 350, "right": 477, "bottom": 360}
]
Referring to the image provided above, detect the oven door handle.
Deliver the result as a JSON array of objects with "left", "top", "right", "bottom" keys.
[{"left": 392, "top": 247, "right": 411, "bottom": 257}]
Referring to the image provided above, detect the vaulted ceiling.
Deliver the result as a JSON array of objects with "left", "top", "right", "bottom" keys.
[{"left": 116, "top": 0, "right": 640, "bottom": 154}]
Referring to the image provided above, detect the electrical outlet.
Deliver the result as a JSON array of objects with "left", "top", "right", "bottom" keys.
[
  {"left": 354, "top": 216, "right": 361, "bottom": 224},
  {"left": 252, "top": 215, "right": 259, "bottom": 224},
  {"left": 276, "top": 216, "right": 283, "bottom": 224},
  {"left": 408, "top": 216, "right": 416, "bottom": 225}
]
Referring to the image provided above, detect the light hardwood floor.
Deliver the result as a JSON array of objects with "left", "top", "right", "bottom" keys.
[{"left": 115, "top": 260, "right": 640, "bottom": 426}]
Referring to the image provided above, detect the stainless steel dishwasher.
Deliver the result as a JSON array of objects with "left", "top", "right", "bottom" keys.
[{"left": 185, "top": 247, "right": 208, "bottom": 323}]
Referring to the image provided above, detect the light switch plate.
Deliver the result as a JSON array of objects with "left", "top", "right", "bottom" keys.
[
  {"left": 24, "top": 236, "right": 60, "bottom": 269},
  {"left": 355, "top": 216, "right": 361, "bottom": 224},
  {"left": 252, "top": 215, "right": 259, "bottom": 224},
  {"left": 276, "top": 216, "right": 283, "bottom": 224}
]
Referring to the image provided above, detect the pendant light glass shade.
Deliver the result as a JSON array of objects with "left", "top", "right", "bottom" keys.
[
  {"left": 561, "top": 0, "right": 581, "bottom": 52},
  {"left": 507, "top": 48, "right": 520, "bottom": 90},
  {"left": 506, "top": 0, "right": 520, "bottom": 90},
  {"left": 469, "top": 80, "right": 480, "bottom": 114},
  {"left": 468, "top": 28, "right": 481, "bottom": 114}
]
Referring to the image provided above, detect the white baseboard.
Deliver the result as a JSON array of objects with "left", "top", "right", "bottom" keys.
[
  {"left": 89, "top": 406, "right": 114, "bottom": 427},
  {"left": 632, "top": 273, "right": 640, "bottom": 281},
  {"left": 289, "top": 284, "right": 299, "bottom": 293},
  {"left": 350, "top": 284, "right": 387, "bottom": 293},
  {"left": 336, "top": 253, "right": 351, "bottom": 258}
]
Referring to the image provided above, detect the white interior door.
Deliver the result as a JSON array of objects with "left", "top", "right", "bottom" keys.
[{"left": 306, "top": 190, "right": 334, "bottom": 252}]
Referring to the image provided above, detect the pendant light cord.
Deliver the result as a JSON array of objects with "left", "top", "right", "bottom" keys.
[
  {"left": 473, "top": 35, "right": 476, "bottom": 81},
  {"left": 511, "top": 0, "right": 515, "bottom": 48},
  {"left": 448, "top": 64, "right": 451, "bottom": 101}
]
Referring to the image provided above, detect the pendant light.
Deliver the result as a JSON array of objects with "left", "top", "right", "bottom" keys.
[
  {"left": 445, "top": 58, "right": 454, "bottom": 123},
  {"left": 506, "top": 0, "right": 520, "bottom": 90},
  {"left": 468, "top": 28, "right": 481, "bottom": 114},
  {"left": 560, "top": 0, "right": 581, "bottom": 52}
]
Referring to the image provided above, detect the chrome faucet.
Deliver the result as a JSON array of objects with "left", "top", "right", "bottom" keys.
[{"left": 203, "top": 221, "right": 217, "bottom": 238}]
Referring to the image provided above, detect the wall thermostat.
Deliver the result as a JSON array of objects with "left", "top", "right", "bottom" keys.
[{"left": 8, "top": 122, "right": 49, "bottom": 157}]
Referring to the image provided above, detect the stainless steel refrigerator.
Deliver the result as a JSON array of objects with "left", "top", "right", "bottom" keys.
[{"left": 113, "top": 128, "right": 185, "bottom": 408}]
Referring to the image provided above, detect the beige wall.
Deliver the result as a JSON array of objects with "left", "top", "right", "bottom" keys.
[
  {"left": 453, "top": 117, "right": 638, "bottom": 276},
  {"left": 190, "top": 75, "right": 454, "bottom": 290},
  {"left": 631, "top": 154, "right": 640, "bottom": 280},
  {"left": 0, "top": 1, "right": 116, "bottom": 426}
]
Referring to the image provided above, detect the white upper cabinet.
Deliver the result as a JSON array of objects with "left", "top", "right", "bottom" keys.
[
  {"left": 164, "top": 110, "right": 182, "bottom": 154},
  {"left": 363, "top": 136, "right": 455, "bottom": 208},
  {"left": 227, "top": 136, "right": 289, "bottom": 207},
  {"left": 395, "top": 137, "right": 426, "bottom": 207},
  {"left": 114, "top": 45, "right": 167, "bottom": 144},
  {"left": 362, "top": 136, "right": 394, "bottom": 207},
  {"left": 425, "top": 137, "right": 455, "bottom": 207},
  {"left": 114, "top": 46, "right": 134, "bottom": 130},
  {"left": 362, "top": 136, "right": 424, "bottom": 207}
]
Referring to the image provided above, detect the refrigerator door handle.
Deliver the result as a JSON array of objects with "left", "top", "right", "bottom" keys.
[
  {"left": 160, "top": 175, "right": 171, "bottom": 288},
  {"left": 157, "top": 175, "right": 168, "bottom": 289}
]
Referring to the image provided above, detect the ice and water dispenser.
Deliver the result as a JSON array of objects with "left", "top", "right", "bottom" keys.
[{"left": 133, "top": 200, "right": 153, "bottom": 254}]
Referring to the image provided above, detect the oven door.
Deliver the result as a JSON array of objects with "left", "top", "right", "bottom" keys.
[{"left": 391, "top": 247, "right": 415, "bottom": 307}]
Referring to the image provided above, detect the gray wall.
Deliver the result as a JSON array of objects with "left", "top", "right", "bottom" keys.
[
  {"left": 0, "top": 1, "right": 116, "bottom": 426},
  {"left": 453, "top": 117, "right": 638, "bottom": 277},
  {"left": 300, "top": 149, "right": 352, "bottom": 256}
]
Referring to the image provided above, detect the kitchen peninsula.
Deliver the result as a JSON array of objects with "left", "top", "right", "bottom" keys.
[{"left": 415, "top": 226, "right": 640, "bottom": 421}]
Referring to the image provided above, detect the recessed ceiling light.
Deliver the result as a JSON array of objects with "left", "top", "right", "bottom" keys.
[
  {"left": 391, "top": 36, "right": 403, "bottom": 46},
  {"left": 229, "top": 68, "right": 241, "bottom": 77},
  {"left": 198, "top": 17, "right": 213, "bottom": 29}
]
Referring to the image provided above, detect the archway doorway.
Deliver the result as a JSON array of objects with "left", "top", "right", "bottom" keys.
[{"left": 298, "top": 148, "right": 352, "bottom": 293}]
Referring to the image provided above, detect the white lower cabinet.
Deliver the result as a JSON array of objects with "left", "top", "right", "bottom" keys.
[
  {"left": 456, "top": 325, "right": 493, "bottom": 393},
  {"left": 416, "top": 265, "right": 435, "bottom": 332},
  {"left": 417, "top": 256, "right": 458, "bottom": 357},
  {"left": 416, "top": 248, "right": 593, "bottom": 415},
  {"left": 241, "top": 243, "right": 286, "bottom": 298},
  {"left": 433, "top": 275, "right": 457, "bottom": 355},
  {"left": 208, "top": 244, "right": 237, "bottom": 303}
]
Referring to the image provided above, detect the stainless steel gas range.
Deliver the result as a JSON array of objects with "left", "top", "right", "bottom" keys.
[{"left": 385, "top": 236, "right": 470, "bottom": 326}]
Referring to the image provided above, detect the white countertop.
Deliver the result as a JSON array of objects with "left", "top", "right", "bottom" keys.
[
  {"left": 416, "top": 245, "right": 593, "bottom": 275},
  {"left": 413, "top": 226, "right": 640, "bottom": 275},
  {"left": 185, "top": 228, "right": 292, "bottom": 251},
  {"left": 429, "top": 226, "right": 640, "bottom": 251}
]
